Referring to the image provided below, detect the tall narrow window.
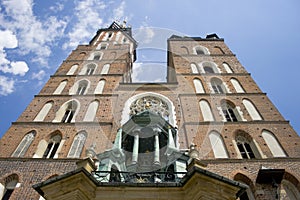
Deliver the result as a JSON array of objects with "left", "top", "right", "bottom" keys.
[
  {"left": 235, "top": 134, "right": 260, "bottom": 159},
  {"left": 191, "top": 63, "right": 198, "bottom": 74},
  {"left": 53, "top": 100, "right": 79, "bottom": 123},
  {"left": 204, "top": 66, "right": 214, "bottom": 74},
  {"left": 53, "top": 80, "right": 67, "bottom": 94},
  {"left": 200, "top": 61, "right": 220, "bottom": 73},
  {"left": 66, "top": 64, "right": 78, "bottom": 75},
  {"left": 11, "top": 131, "right": 36, "bottom": 157},
  {"left": 222, "top": 62, "right": 233, "bottom": 73},
  {"left": 199, "top": 100, "right": 214, "bottom": 121},
  {"left": 193, "top": 46, "right": 209, "bottom": 55},
  {"left": 61, "top": 101, "right": 78, "bottom": 123},
  {"left": 209, "top": 131, "right": 228, "bottom": 158},
  {"left": 230, "top": 78, "right": 244, "bottom": 93},
  {"left": 83, "top": 100, "right": 99, "bottom": 121},
  {"left": 79, "top": 63, "right": 97, "bottom": 75},
  {"left": 262, "top": 130, "right": 286, "bottom": 157},
  {"left": 62, "top": 108, "right": 75, "bottom": 123},
  {"left": 94, "top": 79, "right": 105, "bottom": 94},
  {"left": 67, "top": 132, "right": 87, "bottom": 158},
  {"left": 1, "top": 174, "right": 19, "bottom": 200},
  {"left": 211, "top": 78, "right": 226, "bottom": 94},
  {"left": 86, "top": 64, "right": 96, "bottom": 75},
  {"left": 193, "top": 78, "right": 205, "bottom": 93},
  {"left": 43, "top": 134, "right": 61, "bottom": 158},
  {"left": 34, "top": 102, "right": 53, "bottom": 121},
  {"left": 221, "top": 101, "right": 241, "bottom": 122},
  {"left": 76, "top": 80, "right": 88, "bottom": 95},
  {"left": 237, "top": 141, "right": 255, "bottom": 159},
  {"left": 101, "top": 64, "right": 110, "bottom": 74},
  {"left": 242, "top": 99, "right": 262, "bottom": 120},
  {"left": 96, "top": 43, "right": 108, "bottom": 50}
]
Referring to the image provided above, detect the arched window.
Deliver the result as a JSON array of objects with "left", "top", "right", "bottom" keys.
[
  {"left": 199, "top": 100, "right": 214, "bottom": 121},
  {"left": 280, "top": 179, "right": 300, "bottom": 200},
  {"left": 94, "top": 79, "right": 105, "bottom": 94},
  {"left": 83, "top": 100, "right": 99, "bottom": 121},
  {"left": 193, "top": 45, "right": 209, "bottom": 55},
  {"left": 199, "top": 61, "right": 220, "bottom": 73},
  {"left": 242, "top": 99, "right": 262, "bottom": 120},
  {"left": 43, "top": 134, "right": 62, "bottom": 158},
  {"left": 210, "top": 78, "right": 226, "bottom": 94},
  {"left": 222, "top": 62, "right": 233, "bottom": 73},
  {"left": 193, "top": 78, "right": 205, "bottom": 93},
  {"left": 235, "top": 133, "right": 261, "bottom": 159},
  {"left": 121, "top": 92, "right": 177, "bottom": 127},
  {"left": 209, "top": 131, "right": 228, "bottom": 158},
  {"left": 221, "top": 100, "right": 242, "bottom": 122},
  {"left": 76, "top": 80, "right": 88, "bottom": 95},
  {"left": 88, "top": 52, "right": 103, "bottom": 61},
  {"left": 34, "top": 101, "right": 53, "bottom": 121},
  {"left": 0, "top": 174, "right": 19, "bottom": 200},
  {"left": 101, "top": 64, "right": 110, "bottom": 74},
  {"left": 204, "top": 66, "right": 214, "bottom": 73},
  {"left": 11, "top": 131, "right": 36, "bottom": 157},
  {"left": 181, "top": 46, "right": 189, "bottom": 54},
  {"left": 66, "top": 64, "right": 78, "bottom": 75},
  {"left": 234, "top": 173, "right": 255, "bottom": 200},
  {"left": 69, "top": 79, "right": 90, "bottom": 95},
  {"left": 214, "top": 46, "right": 225, "bottom": 54},
  {"left": 53, "top": 100, "right": 79, "bottom": 123},
  {"left": 79, "top": 63, "right": 97, "bottom": 75},
  {"left": 191, "top": 63, "right": 198, "bottom": 74},
  {"left": 67, "top": 131, "right": 87, "bottom": 158},
  {"left": 62, "top": 106, "right": 76, "bottom": 123},
  {"left": 230, "top": 78, "right": 245, "bottom": 93},
  {"left": 262, "top": 130, "right": 286, "bottom": 157},
  {"left": 86, "top": 64, "right": 96, "bottom": 74},
  {"left": 96, "top": 43, "right": 108, "bottom": 50},
  {"left": 53, "top": 80, "right": 67, "bottom": 94}
]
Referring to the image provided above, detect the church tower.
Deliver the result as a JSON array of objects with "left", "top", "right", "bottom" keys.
[{"left": 0, "top": 22, "right": 299, "bottom": 200}]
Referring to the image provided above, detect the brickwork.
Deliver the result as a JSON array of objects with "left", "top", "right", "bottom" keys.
[
  {"left": 0, "top": 158, "right": 78, "bottom": 200},
  {"left": 0, "top": 23, "right": 299, "bottom": 199}
]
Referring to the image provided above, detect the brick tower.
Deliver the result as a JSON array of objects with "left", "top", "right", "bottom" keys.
[{"left": 0, "top": 22, "right": 299, "bottom": 200}]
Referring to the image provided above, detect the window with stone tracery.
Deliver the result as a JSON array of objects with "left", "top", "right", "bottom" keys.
[{"left": 129, "top": 96, "right": 169, "bottom": 120}]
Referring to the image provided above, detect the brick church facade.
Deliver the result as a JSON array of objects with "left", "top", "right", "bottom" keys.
[{"left": 0, "top": 22, "right": 299, "bottom": 199}]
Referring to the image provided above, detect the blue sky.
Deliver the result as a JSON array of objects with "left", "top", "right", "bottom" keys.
[{"left": 0, "top": 0, "right": 299, "bottom": 137}]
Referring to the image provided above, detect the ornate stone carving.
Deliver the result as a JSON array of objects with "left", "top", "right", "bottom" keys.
[{"left": 129, "top": 96, "right": 169, "bottom": 119}]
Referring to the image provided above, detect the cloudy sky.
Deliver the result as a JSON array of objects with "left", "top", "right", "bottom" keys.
[{"left": 0, "top": 0, "right": 299, "bottom": 137}]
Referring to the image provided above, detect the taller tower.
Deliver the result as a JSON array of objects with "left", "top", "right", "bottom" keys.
[{"left": 0, "top": 22, "right": 299, "bottom": 200}]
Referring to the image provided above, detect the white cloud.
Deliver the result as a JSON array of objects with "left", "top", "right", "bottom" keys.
[
  {"left": 0, "top": 0, "right": 67, "bottom": 64},
  {"left": 112, "top": 1, "right": 126, "bottom": 21},
  {"left": 31, "top": 70, "right": 46, "bottom": 81},
  {"left": 0, "top": 76, "right": 14, "bottom": 96},
  {"left": 49, "top": 2, "right": 64, "bottom": 12},
  {"left": 0, "top": 30, "right": 29, "bottom": 76},
  {"left": 63, "top": 0, "right": 107, "bottom": 49},
  {"left": 0, "top": 30, "right": 18, "bottom": 49},
  {"left": 1, "top": 61, "right": 29, "bottom": 76}
]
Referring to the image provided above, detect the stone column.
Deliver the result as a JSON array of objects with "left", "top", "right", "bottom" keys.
[
  {"left": 168, "top": 127, "right": 175, "bottom": 149},
  {"left": 132, "top": 131, "right": 139, "bottom": 164},
  {"left": 113, "top": 128, "right": 122, "bottom": 149},
  {"left": 154, "top": 133, "right": 160, "bottom": 165}
]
